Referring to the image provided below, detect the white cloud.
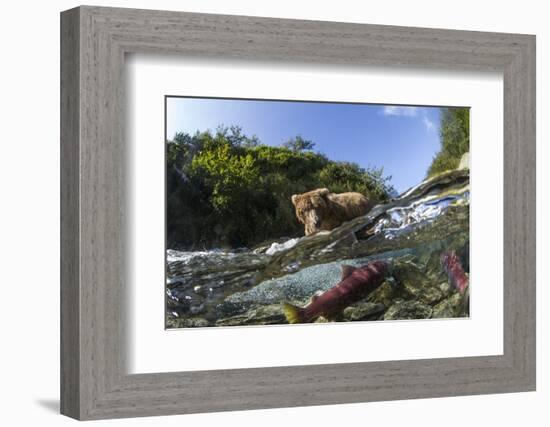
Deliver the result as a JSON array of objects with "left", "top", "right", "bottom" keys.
[
  {"left": 382, "top": 105, "right": 436, "bottom": 133},
  {"left": 382, "top": 106, "right": 418, "bottom": 116},
  {"left": 422, "top": 116, "right": 435, "bottom": 132}
]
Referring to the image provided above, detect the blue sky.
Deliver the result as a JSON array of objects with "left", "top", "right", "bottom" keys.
[{"left": 166, "top": 97, "right": 443, "bottom": 193}]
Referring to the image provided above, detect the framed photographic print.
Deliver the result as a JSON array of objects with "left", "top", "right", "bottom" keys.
[
  {"left": 61, "top": 6, "right": 536, "bottom": 420},
  {"left": 164, "top": 97, "right": 471, "bottom": 330}
]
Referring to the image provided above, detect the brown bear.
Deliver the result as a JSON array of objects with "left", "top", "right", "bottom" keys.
[{"left": 291, "top": 188, "right": 374, "bottom": 236}]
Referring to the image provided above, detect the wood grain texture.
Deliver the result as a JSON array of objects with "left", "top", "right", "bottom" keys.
[
  {"left": 60, "top": 6, "right": 536, "bottom": 420},
  {"left": 60, "top": 7, "right": 80, "bottom": 419}
]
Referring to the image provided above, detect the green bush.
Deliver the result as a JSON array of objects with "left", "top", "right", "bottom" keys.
[
  {"left": 427, "top": 108, "right": 470, "bottom": 177},
  {"left": 167, "top": 126, "right": 394, "bottom": 249}
]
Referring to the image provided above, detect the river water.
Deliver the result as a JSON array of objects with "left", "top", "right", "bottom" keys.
[{"left": 166, "top": 169, "right": 470, "bottom": 328}]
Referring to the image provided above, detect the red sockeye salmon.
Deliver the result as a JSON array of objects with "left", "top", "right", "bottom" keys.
[
  {"left": 283, "top": 260, "right": 389, "bottom": 324},
  {"left": 440, "top": 251, "right": 469, "bottom": 294}
]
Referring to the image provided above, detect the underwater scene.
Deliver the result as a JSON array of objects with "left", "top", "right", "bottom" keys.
[{"left": 165, "top": 98, "right": 470, "bottom": 328}]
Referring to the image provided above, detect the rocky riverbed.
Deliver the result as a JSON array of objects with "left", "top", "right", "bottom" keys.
[{"left": 166, "top": 168, "right": 470, "bottom": 328}]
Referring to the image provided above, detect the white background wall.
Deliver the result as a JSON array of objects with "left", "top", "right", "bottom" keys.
[{"left": 0, "top": 0, "right": 546, "bottom": 425}]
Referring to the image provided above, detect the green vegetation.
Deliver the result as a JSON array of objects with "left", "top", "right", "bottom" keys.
[
  {"left": 167, "top": 126, "right": 394, "bottom": 249},
  {"left": 427, "top": 107, "right": 470, "bottom": 177}
]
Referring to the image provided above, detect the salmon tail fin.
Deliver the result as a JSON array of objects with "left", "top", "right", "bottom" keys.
[{"left": 283, "top": 302, "right": 304, "bottom": 324}]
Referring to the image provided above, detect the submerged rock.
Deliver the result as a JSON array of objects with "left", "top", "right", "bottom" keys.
[
  {"left": 167, "top": 316, "right": 211, "bottom": 329},
  {"left": 384, "top": 300, "right": 433, "bottom": 320},
  {"left": 215, "top": 305, "right": 287, "bottom": 326},
  {"left": 343, "top": 302, "right": 385, "bottom": 321},
  {"left": 366, "top": 280, "right": 397, "bottom": 307},
  {"left": 432, "top": 292, "right": 469, "bottom": 319},
  {"left": 393, "top": 259, "right": 443, "bottom": 304}
]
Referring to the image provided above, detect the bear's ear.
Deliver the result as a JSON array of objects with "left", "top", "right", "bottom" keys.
[
  {"left": 318, "top": 188, "right": 330, "bottom": 197},
  {"left": 291, "top": 194, "right": 298, "bottom": 205}
]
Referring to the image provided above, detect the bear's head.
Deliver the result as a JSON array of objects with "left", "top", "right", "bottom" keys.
[{"left": 291, "top": 188, "right": 331, "bottom": 236}]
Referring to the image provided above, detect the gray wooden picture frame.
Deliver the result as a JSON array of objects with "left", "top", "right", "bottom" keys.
[{"left": 60, "top": 5, "right": 536, "bottom": 421}]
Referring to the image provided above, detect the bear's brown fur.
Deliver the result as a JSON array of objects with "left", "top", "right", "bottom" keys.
[{"left": 291, "top": 188, "right": 374, "bottom": 236}]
